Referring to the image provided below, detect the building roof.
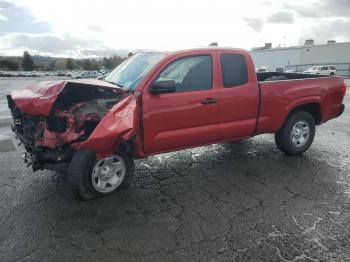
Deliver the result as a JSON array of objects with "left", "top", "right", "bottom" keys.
[{"left": 251, "top": 41, "right": 350, "bottom": 53}]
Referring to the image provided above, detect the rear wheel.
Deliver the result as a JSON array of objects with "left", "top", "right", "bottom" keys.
[
  {"left": 69, "top": 150, "right": 134, "bottom": 200},
  {"left": 275, "top": 111, "right": 315, "bottom": 155}
]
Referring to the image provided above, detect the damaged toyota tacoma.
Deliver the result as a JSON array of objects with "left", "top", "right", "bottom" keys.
[{"left": 7, "top": 48, "right": 346, "bottom": 200}]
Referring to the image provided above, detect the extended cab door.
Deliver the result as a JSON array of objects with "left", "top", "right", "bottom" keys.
[
  {"left": 142, "top": 53, "right": 219, "bottom": 154},
  {"left": 217, "top": 52, "right": 259, "bottom": 140}
]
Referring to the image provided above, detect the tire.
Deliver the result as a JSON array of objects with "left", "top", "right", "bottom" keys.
[
  {"left": 330, "top": 72, "right": 335, "bottom": 76},
  {"left": 275, "top": 111, "right": 315, "bottom": 155},
  {"left": 68, "top": 150, "right": 134, "bottom": 200}
]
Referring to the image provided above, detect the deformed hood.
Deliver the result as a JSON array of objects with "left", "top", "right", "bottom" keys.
[{"left": 10, "top": 79, "right": 124, "bottom": 116}]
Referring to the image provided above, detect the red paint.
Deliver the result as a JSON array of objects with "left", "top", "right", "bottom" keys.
[
  {"left": 257, "top": 76, "right": 345, "bottom": 133},
  {"left": 10, "top": 48, "right": 346, "bottom": 161},
  {"left": 11, "top": 79, "right": 122, "bottom": 116},
  {"left": 71, "top": 95, "right": 138, "bottom": 159}
]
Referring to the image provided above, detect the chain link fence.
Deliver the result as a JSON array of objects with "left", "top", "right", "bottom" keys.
[{"left": 285, "top": 63, "right": 350, "bottom": 79}]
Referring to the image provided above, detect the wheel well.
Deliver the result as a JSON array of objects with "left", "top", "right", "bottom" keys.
[
  {"left": 117, "top": 139, "right": 135, "bottom": 156},
  {"left": 289, "top": 103, "right": 321, "bottom": 125}
]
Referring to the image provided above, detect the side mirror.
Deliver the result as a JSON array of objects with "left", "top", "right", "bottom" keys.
[{"left": 149, "top": 78, "right": 176, "bottom": 94}]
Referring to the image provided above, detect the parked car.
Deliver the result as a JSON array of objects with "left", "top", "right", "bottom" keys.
[
  {"left": 7, "top": 48, "right": 346, "bottom": 200},
  {"left": 17, "top": 72, "right": 25, "bottom": 77},
  {"left": 96, "top": 72, "right": 109, "bottom": 80},
  {"left": 22, "top": 72, "right": 32, "bottom": 77},
  {"left": 56, "top": 70, "right": 66, "bottom": 76},
  {"left": 0, "top": 71, "right": 13, "bottom": 77},
  {"left": 71, "top": 71, "right": 100, "bottom": 79},
  {"left": 256, "top": 66, "right": 269, "bottom": 73},
  {"left": 65, "top": 71, "right": 73, "bottom": 77},
  {"left": 303, "top": 65, "right": 336, "bottom": 75},
  {"left": 31, "top": 71, "right": 42, "bottom": 77}
]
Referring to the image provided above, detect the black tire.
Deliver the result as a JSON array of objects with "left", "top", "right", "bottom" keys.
[
  {"left": 275, "top": 111, "right": 315, "bottom": 155},
  {"left": 68, "top": 150, "right": 134, "bottom": 200}
]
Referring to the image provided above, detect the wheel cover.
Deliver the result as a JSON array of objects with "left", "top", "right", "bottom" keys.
[
  {"left": 91, "top": 155, "right": 126, "bottom": 193},
  {"left": 291, "top": 120, "right": 310, "bottom": 148}
]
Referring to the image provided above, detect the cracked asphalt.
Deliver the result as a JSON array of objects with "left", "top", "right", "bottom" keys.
[{"left": 0, "top": 78, "right": 349, "bottom": 262}]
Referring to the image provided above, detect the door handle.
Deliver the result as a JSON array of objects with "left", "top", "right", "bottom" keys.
[{"left": 200, "top": 98, "right": 217, "bottom": 105}]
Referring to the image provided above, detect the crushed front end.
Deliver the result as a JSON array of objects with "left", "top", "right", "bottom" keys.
[{"left": 7, "top": 80, "right": 127, "bottom": 171}]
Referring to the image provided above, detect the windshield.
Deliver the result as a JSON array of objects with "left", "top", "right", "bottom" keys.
[
  {"left": 309, "top": 66, "right": 320, "bottom": 70},
  {"left": 105, "top": 52, "right": 166, "bottom": 91}
]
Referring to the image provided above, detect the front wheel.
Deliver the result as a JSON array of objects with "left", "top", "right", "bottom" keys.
[
  {"left": 69, "top": 150, "right": 134, "bottom": 200},
  {"left": 275, "top": 111, "right": 315, "bottom": 155}
]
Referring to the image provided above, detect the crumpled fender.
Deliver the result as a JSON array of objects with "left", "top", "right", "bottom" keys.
[{"left": 71, "top": 95, "right": 138, "bottom": 159}]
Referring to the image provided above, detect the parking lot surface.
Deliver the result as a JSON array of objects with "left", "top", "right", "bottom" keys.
[{"left": 0, "top": 78, "right": 349, "bottom": 261}]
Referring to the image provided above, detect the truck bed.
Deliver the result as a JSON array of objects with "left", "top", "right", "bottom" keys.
[
  {"left": 257, "top": 72, "right": 327, "bottom": 82},
  {"left": 256, "top": 74, "right": 345, "bottom": 134}
]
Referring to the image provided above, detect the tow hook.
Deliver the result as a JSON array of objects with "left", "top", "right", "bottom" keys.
[{"left": 22, "top": 152, "right": 33, "bottom": 167}]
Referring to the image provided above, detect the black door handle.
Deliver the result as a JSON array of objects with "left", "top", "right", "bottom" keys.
[{"left": 201, "top": 98, "right": 217, "bottom": 105}]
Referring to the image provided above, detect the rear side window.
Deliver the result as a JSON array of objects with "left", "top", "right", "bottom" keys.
[
  {"left": 321, "top": 66, "right": 328, "bottom": 70},
  {"left": 330, "top": 66, "right": 336, "bottom": 70},
  {"left": 220, "top": 54, "right": 248, "bottom": 88}
]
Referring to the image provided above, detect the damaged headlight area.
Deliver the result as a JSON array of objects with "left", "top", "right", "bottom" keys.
[{"left": 7, "top": 81, "right": 126, "bottom": 171}]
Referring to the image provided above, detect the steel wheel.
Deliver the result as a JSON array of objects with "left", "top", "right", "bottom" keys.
[
  {"left": 291, "top": 120, "right": 310, "bottom": 147},
  {"left": 91, "top": 155, "right": 126, "bottom": 193}
]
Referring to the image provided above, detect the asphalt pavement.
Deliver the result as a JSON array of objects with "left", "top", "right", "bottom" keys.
[{"left": 0, "top": 78, "right": 349, "bottom": 261}]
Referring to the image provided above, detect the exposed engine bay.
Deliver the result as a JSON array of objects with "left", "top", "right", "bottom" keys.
[{"left": 7, "top": 80, "right": 126, "bottom": 171}]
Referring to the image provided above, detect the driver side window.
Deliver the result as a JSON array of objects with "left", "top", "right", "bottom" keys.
[{"left": 157, "top": 55, "right": 212, "bottom": 92}]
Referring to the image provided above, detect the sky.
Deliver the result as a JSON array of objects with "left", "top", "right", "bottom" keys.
[{"left": 0, "top": 0, "right": 350, "bottom": 58}]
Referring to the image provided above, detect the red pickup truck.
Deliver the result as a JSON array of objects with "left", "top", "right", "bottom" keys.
[{"left": 7, "top": 48, "right": 346, "bottom": 199}]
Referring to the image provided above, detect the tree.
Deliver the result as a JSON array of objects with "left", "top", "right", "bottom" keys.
[
  {"left": 102, "top": 57, "right": 113, "bottom": 70},
  {"left": 48, "top": 59, "right": 56, "bottom": 71},
  {"left": 22, "top": 51, "right": 34, "bottom": 71},
  {"left": 66, "top": 58, "right": 74, "bottom": 70},
  {"left": 82, "top": 59, "right": 92, "bottom": 70},
  {"left": 111, "top": 55, "right": 125, "bottom": 68},
  {"left": 0, "top": 60, "right": 19, "bottom": 70},
  {"left": 90, "top": 59, "right": 101, "bottom": 70}
]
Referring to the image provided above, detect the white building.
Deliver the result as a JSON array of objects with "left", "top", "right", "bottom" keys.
[{"left": 250, "top": 41, "right": 350, "bottom": 78}]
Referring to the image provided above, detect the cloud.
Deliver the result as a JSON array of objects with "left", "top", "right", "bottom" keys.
[
  {"left": 0, "top": 33, "right": 129, "bottom": 57},
  {"left": 86, "top": 24, "right": 104, "bottom": 32},
  {"left": 301, "top": 18, "right": 350, "bottom": 44},
  {"left": 0, "top": 1, "right": 51, "bottom": 35},
  {"left": 285, "top": 0, "right": 350, "bottom": 18},
  {"left": 0, "top": 1, "right": 12, "bottom": 8},
  {"left": 244, "top": 17, "right": 264, "bottom": 33},
  {"left": 267, "top": 11, "right": 294, "bottom": 23},
  {"left": 260, "top": 1, "right": 271, "bottom": 6}
]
